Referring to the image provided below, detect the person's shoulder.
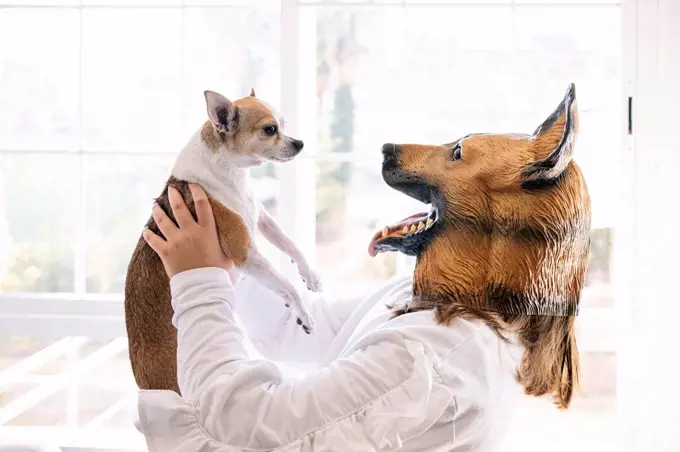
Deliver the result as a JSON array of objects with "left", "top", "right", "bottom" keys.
[
  {"left": 367, "top": 311, "right": 522, "bottom": 366},
  {"left": 346, "top": 308, "right": 476, "bottom": 362}
]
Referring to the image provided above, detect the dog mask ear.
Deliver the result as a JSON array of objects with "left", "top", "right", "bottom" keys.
[
  {"left": 523, "top": 83, "right": 579, "bottom": 185},
  {"left": 249, "top": 88, "right": 256, "bottom": 98},
  {"left": 204, "top": 90, "right": 239, "bottom": 133}
]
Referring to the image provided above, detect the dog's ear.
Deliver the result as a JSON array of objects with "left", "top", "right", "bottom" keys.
[
  {"left": 204, "top": 90, "right": 239, "bottom": 133},
  {"left": 249, "top": 88, "right": 256, "bottom": 98},
  {"left": 523, "top": 83, "right": 579, "bottom": 185}
]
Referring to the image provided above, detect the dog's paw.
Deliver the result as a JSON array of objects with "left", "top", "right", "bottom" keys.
[
  {"left": 278, "top": 287, "right": 315, "bottom": 334},
  {"left": 298, "top": 266, "right": 323, "bottom": 292}
]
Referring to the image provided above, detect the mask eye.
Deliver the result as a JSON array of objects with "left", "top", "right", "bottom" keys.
[
  {"left": 451, "top": 143, "right": 463, "bottom": 161},
  {"left": 263, "top": 124, "right": 278, "bottom": 136}
]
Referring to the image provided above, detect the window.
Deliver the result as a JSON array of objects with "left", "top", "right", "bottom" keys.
[{"left": 0, "top": 1, "right": 623, "bottom": 450}]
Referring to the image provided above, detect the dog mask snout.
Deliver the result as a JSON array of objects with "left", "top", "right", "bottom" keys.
[{"left": 382, "top": 143, "right": 398, "bottom": 158}]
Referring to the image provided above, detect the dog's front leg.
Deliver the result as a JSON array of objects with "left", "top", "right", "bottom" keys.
[
  {"left": 204, "top": 195, "right": 314, "bottom": 333},
  {"left": 242, "top": 247, "right": 315, "bottom": 334},
  {"left": 257, "top": 209, "right": 322, "bottom": 292}
]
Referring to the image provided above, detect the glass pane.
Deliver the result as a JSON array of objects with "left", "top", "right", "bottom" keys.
[
  {"left": 0, "top": 154, "right": 78, "bottom": 293},
  {"left": 0, "top": 336, "right": 55, "bottom": 372},
  {"left": 83, "top": 154, "right": 173, "bottom": 293},
  {"left": 181, "top": 7, "right": 281, "bottom": 140},
  {"left": 582, "top": 228, "right": 613, "bottom": 309},
  {"left": 315, "top": 161, "right": 425, "bottom": 293},
  {"left": 4, "top": 354, "right": 136, "bottom": 429},
  {"left": 503, "top": 352, "right": 616, "bottom": 451},
  {"left": 314, "top": 7, "right": 517, "bottom": 158},
  {"left": 250, "top": 163, "right": 283, "bottom": 267},
  {"left": 315, "top": 7, "right": 406, "bottom": 158},
  {"left": 81, "top": 9, "right": 183, "bottom": 152},
  {"left": 511, "top": 7, "right": 621, "bottom": 112},
  {"left": 0, "top": 9, "right": 79, "bottom": 151}
]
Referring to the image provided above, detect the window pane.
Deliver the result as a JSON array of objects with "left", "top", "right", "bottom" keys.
[
  {"left": 83, "top": 154, "right": 173, "bottom": 293},
  {"left": 81, "top": 9, "right": 183, "bottom": 152},
  {"left": 315, "top": 161, "right": 424, "bottom": 292},
  {"left": 314, "top": 7, "right": 519, "bottom": 155},
  {"left": 0, "top": 9, "right": 79, "bottom": 151},
  {"left": 582, "top": 228, "right": 613, "bottom": 309},
  {"left": 250, "top": 163, "right": 283, "bottom": 268},
  {"left": 0, "top": 154, "right": 78, "bottom": 293},
  {"left": 0, "top": 337, "right": 137, "bottom": 433},
  {"left": 504, "top": 352, "right": 616, "bottom": 451},
  {"left": 511, "top": 6, "right": 621, "bottom": 110},
  {"left": 182, "top": 7, "right": 281, "bottom": 139}
]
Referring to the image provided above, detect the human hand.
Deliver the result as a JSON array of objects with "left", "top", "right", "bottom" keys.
[{"left": 143, "top": 184, "right": 234, "bottom": 279}]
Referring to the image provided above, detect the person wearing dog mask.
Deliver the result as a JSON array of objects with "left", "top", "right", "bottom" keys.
[{"left": 137, "top": 84, "right": 590, "bottom": 452}]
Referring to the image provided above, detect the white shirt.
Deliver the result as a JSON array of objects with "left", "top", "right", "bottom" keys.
[{"left": 137, "top": 268, "right": 525, "bottom": 451}]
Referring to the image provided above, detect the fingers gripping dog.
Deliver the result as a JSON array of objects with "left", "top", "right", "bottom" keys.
[{"left": 125, "top": 90, "right": 321, "bottom": 393}]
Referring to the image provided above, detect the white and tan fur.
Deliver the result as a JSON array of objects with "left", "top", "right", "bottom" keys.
[
  {"left": 125, "top": 89, "right": 319, "bottom": 393},
  {"left": 175, "top": 89, "right": 320, "bottom": 325}
]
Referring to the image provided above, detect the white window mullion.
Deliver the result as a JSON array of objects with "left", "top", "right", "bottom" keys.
[
  {"left": 74, "top": 0, "right": 86, "bottom": 295},
  {"left": 278, "top": 0, "right": 317, "bottom": 276},
  {"left": 615, "top": 0, "right": 637, "bottom": 450}
]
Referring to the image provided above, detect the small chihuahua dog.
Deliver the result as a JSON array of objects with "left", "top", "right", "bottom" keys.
[{"left": 125, "top": 89, "right": 320, "bottom": 393}]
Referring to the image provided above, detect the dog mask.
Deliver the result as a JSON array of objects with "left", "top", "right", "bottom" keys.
[{"left": 369, "top": 84, "right": 591, "bottom": 317}]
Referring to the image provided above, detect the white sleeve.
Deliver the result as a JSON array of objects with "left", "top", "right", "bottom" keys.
[
  {"left": 230, "top": 274, "right": 363, "bottom": 363},
  {"left": 169, "top": 268, "right": 453, "bottom": 451}
]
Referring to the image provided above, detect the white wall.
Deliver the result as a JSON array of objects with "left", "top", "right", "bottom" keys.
[{"left": 618, "top": 1, "right": 680, "bottom": 451}]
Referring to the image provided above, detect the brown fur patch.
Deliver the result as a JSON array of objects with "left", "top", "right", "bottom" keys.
[{"left": 124, "top": 177, "right": 250, "bottom": 393}]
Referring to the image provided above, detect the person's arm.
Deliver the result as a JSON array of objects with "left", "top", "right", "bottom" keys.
[
  {"left": 231, "top": 272, "right": 414, "bottom": 363},
  {"left": 170, "top": 268, "right": 453, "bottom": 450},
  {"left": 231, "top": 275, "right": 364, "bottom": 362}
]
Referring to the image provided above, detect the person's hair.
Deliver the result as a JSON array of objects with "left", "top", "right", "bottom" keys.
[{"left": 435, "top": 304, "right": 578, "bottom": 409}]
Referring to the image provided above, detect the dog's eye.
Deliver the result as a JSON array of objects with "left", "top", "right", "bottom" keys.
[
  {"left": 263, "top": 124, "right": 278, "bottom": 136},
  {"left": 451, "top": 143, "right": 463, "bottom": 161}
]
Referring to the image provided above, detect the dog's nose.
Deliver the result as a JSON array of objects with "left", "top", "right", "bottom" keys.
[{"left": 292, "top": 139, "right": 304, "bottom": 152}]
